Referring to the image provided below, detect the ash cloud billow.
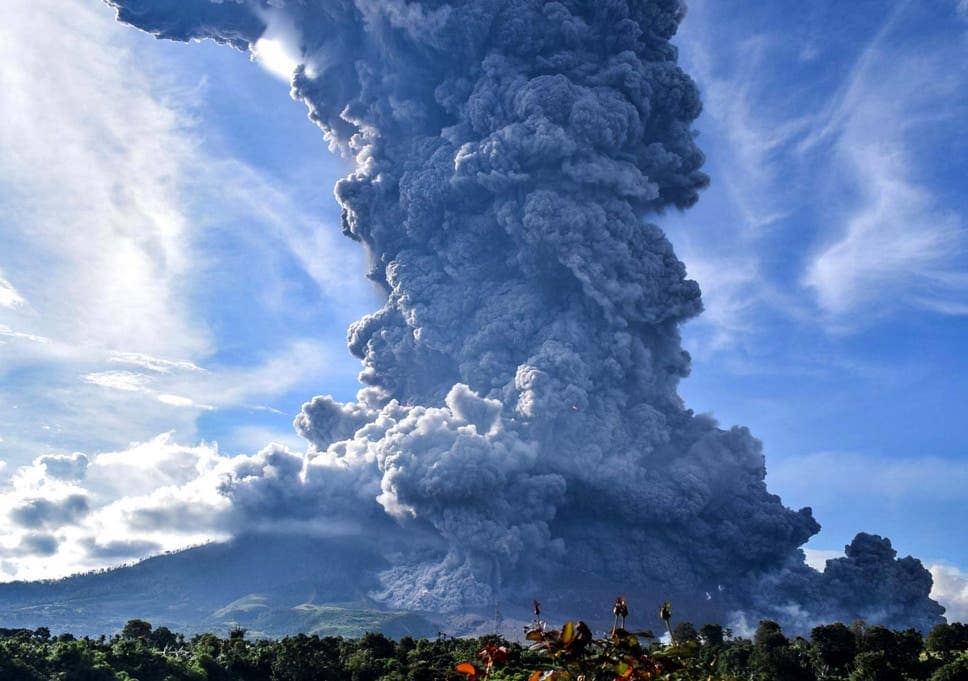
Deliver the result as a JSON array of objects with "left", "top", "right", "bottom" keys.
[{"left": 105, "top": 0, "right": 944, "bottom": 631}]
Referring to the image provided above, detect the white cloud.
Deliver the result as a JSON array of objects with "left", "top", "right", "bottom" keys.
[
  {"left": 223, "top": 424, "right": 306, "bottom": 453},
  {"left": 0, "top": 273, "right": 25, "bottom": 309},
  {"left": 207, "top": 158, "right": 374, "bottom": 305},
  {"left": 803, "top": 136, "right": 964, "bottom": 319},
  {"left": 80, "top": 339, "right": 341, "bottom": 415},
  {"left": 0, "top": 0, "right": 375, "bottom": 582},
  {"left": 83, "top": 371, "right": 152, "bottom": 393},
  {"left": 0, "top": 434, "right": 230, "bottom": 580},
  {"left": 0, "top": 325, "right": 50, "bottom": 345},
  {"left": 0, "top": 0, "right": 372, "bottom": 471},
  {"left": 672, "top": 1, "right": 968, "bottom": 349},
  {"left": 930, "top": 563, "right": 968, "bottom": 623},
  {"left": 0, "top": 431, "right": 360, "bottom": 581},
  {"left": 678, "top": 30, "right": 808, "bottom": 235},
  {"left": 0, "top": 0, "right": 209, "bottom": 360},
  {"left": 184, "top": 339, "right": 339, "bottom": 407},
  {"left": 668, "top": 9, "right": 816, "bottom": 355},
  {"left": 250, "top": 6, "right": 302, "bottom": 81},
  {"left": 251, "top": 38, "right": 300, "bottom": 82},
  {"left": 156, "top": 394, "right": 213, "bottom": 410},
  {"left": 676, "top": 251, "right": 762, "bottom": 354},
  {"left": 86, "top": 434, "right": 223, "bottom": 498},
  {"left": 801, "top": 15, "right": 968, "bottom": 320},
  {"left": 0, "top": 0, "right": 214, "bottom": 463},
  {"left": 108, "top": 352, "right": 204, "bottom": 374}
]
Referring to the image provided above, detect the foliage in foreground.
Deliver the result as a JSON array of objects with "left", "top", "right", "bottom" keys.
[{"left": 0, "top": 608, "right": 966, "bottom": 681}]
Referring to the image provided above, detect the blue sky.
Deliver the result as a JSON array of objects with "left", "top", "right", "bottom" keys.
[{"left": 0, "top": 0, "right": 965, "bottom": 616}]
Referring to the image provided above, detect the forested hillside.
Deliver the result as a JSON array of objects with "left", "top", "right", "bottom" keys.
[
  {"left": 1, "top": 614, "right": 966, "bottom": 680},
  {"left": 0, "top": 535, "right": 436, "bottom": 639}
]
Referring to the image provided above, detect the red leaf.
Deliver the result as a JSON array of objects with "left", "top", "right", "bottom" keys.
[{"left": 455, "top": 662, "right": 478, "bottom": 679}]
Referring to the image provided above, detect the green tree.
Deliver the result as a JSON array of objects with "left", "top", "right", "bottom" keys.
[
  {"left": 849, "top": 651, "right": 899, "bottom": 681},
  {"left": 851, "top": 624, "right": 925, "bottom": 681},
  {"left": 717, "top": 637, "right": 754, "bottom": 678},
  {"left": 699, "top": 623, "right": 724, "bottom": 648},
  {"left": 149, "top": 626, "right": 179, "bottom": 650},
  {"left": 271, "top": 634, "right": 346, "bottom": 681},
  {"left": 672, "top": 621, "right": 700, "bottom": 646},
  {"left": 929, "top": 652, "right": 968, "bottom": 681},
  {"left": 893, "top": 628, "right": 926, "bottom": 679},
  {"left": 191, "top": 632, "right": 221, "bottom": 659},
  {"left": 927, "top": 623, "right": 968, "bottom": 662},
  {"left": 358, "top": 631, "right": 396, "bottom": 660},
  {"left": 121, "top": 619, "right": 153, "bottom": 641},
  {"left": 811, "top": 622, "right": 856, "bottom": 679},
  {"left": 48, "top": 639, "right": 117, "bottom": 681},
  {"left": 751, "top": 620, "right": 814, "bottom": 681}
]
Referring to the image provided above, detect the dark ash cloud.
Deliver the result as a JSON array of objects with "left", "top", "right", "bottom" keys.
[{"left": 104, "top": 0, "right": 944, "bottom": 631}]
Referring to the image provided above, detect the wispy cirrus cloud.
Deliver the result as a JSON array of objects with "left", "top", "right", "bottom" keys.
[
  {"left": 0, "top": 325, "right": 51, "bottom": 345},
  {"left": 678, "top": 30, "right": 809, "bottom": 235},
  {"left": 800, "top": 5, "right": 968, "bottom": 321},
  {"left": 82, "top": 371, "right": 153, "bottom": 393},
  {"left": 81, "top": 339, "right": 341, "bottom": 415},
  {"left": 0, "top": 0, "right": 213, "bottom": 461},
  {"left": 0, "top": 0, "right": 208, "bottom": 360},
  {"left": 671, "top": 0, "right": 968, "bottom": 355},
  {"left": 0, "top": 0, "right": 371, "bottom": 469},
  {"left": 668, "top": 3, "right": 818, "bottom": 356},
  {"left": 0, "top": 273, "right": 25, "bottom": 310},
  {"left": 107, "top": 352, "right": 204, "bottom": 374}
]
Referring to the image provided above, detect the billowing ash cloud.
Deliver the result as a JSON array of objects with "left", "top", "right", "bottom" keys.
[{"left": 103, "top": 0, "right": 944, "bottom": 631}]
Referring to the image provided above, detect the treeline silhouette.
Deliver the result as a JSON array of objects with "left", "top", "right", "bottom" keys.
[{"left": 0, "top": 616, "right": 966, "bottom": 680}]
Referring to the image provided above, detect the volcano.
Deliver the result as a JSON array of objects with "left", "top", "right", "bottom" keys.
[
  {"left": 3, "top": 0, "right": 943, "bottom": 637},
  {"left": 0, "top": 534, "right": 444, "bottom": 638}
]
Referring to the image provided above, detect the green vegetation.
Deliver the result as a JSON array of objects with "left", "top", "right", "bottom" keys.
[{"left": 0, "top": 611, "right": 965, "bottom": 680}]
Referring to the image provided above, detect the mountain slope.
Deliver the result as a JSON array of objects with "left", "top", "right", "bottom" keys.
[{"left": 0, "top": 534, "right": 439, "bottom": 638}]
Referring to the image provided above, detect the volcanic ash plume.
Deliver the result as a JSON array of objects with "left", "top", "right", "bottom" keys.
[{"left": 107, "top": 0, "right": 944, "bottom": 631}]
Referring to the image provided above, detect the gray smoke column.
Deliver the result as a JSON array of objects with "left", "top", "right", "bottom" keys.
[{"left": 106, "top": 0, "right": 944, "bottom": 631}]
